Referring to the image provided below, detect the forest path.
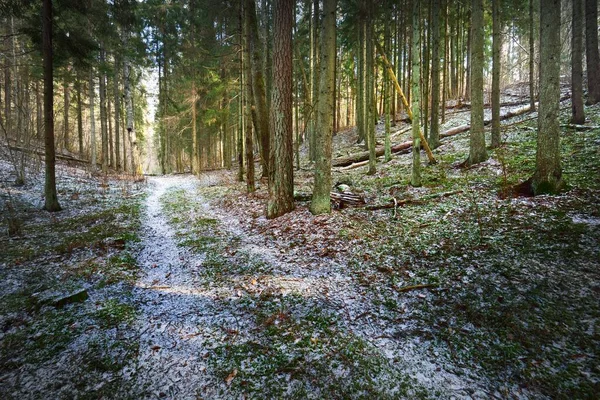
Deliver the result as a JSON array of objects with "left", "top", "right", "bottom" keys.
[
  {"left": 129, "top": 174, "right": 479, "bottom": 399},
  {"left": 132, "top": 176, "right": 219, "bottom": 398}
]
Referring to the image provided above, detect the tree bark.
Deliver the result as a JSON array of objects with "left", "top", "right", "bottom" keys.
[
  {"left": 89, "top": 68, "right": 97, "bottom": 170},
  {"left": 124, "top": 56, "right": 135, "bottom": 174},
  {"left": 491, "top": 0, "right": 502, "bottom": 148},
  {"left": 310, "top": 0, "right": 336, "bottom": 215},
  {"left": 410, "top": 0, "right": 421, "bottom": 187},
  {"left": 529, "top": 0, "right": 536, "bottom": 111},
  {"left": 114, "top": 59, "right": 121, "bottom": 170},
  {"left": 246, "top": 0, "right": 271, "bottom": 178},
  {"left": 75, "top": 72, "right": 83, "bottom": 157},
  {"left": 43, "top": 0, "right": 61, "bottom": 211},
  {"left": 571, "top": 0, "right": 585, "bottom": 124},
  {"left": 267, "top": 0, "right": 295, "bottom": 218},
  {"left": 366, "top": 2, "right": 376, "bottom": 176},
  {"left": 466, "top": 0, "right": 487, "bottom": 165},
  {"left": 99, "top": 47, "right": 108, "bottom": 173},
  {"left": 63, "top": 71, "right": 70, "bottom": 150},
  {"left": 429, "top": 0, "right": 441, "bottom": 149},
  {"left": 531, "top": 0, "right": 563, "bottom": 194},
  {"left": 585, "top": 0, "right": 600, "bottom": 104}
]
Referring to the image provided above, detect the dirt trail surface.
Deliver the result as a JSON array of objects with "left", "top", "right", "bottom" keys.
[{"left": 127, "top": 175, "right": 483, "bottom": 399}]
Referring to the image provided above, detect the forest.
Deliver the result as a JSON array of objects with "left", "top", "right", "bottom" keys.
[{"left": 0, "top": 0, "right": 599, "bottom": 398}]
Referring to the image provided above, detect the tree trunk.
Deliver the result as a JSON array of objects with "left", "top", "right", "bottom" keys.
[
  {"left": 366, "top": 2, "right": 376, "bottom": 176},
  {"left": 89, "top": 68, "right": 97, "bottom": 170},
  {"left": 243, "top": 0, "right": 255, "bottom": 192},
  {"left": 124, "top": 57, "right": 135, "bottom": 174},
  {"left": 247, "top": 0, "right": 271, "bottom": 178},
  {"left": 466, "top": 0, "right": 487, "bottom": 165},
  {"left": 429, "top": 0, "right": 441, "bottom": 149},
  {"left": 491, "top": 0, "right": 502, "bottom": 148},
  {"left": 310, "top": 0, "right": 336, "bottom": 215},
  {"left": 585, "top": 0, "right": 600, "bottom": 104},
  {"left": 531, "top": 0, "right": 563, "bottom": 194},
  {"left": 63, "top": 73, "right": 70, "bottom": 150},
  {"left": 411, "top": 0, "right": 421, "bottom": 187},
  {"left": 75, "top": 73, "right": 83, "bottom": 157},
  {"left": 42, "top": 0, "right": 60, "bottom": 211},
  {"left": 114, "top": 59, "right": 121, "bottom": 171},
  {"left": 529, "top": 0, "right": 536, "bottom": 111},
  {"left": 267, "top": 0, "right": 295, "bottom": 218},
  {"left": 192, "top": 82, "right": 198, "bottom": 174},
  {"left": 99, "top": 48, "right": 108, "bottom": 173},
  {"left": 571, "top": 0, "right": 585, "bottom": 124}
]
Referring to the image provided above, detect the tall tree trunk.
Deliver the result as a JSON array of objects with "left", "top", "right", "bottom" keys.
[
  {"left": 63, "top": 72, "right": 70, "bottom": 150},
  {"left": 310, "top": 0, "right": 336, "bottom": 215},
  {"left": 585, "top": 0, "right": 600, "bottom": 104},
  {"left": 531, "top": 0, "right": 563, "bottom": 194},
  {"left": 114, "top": 59, "right": 121, "bottom": 170},
  {"left": 441, "top": 0, "right": 448, "bottom": 124},
  {"left": 466, "top": 0, "right": 487, "bottom": 165},
  {"left": 491, "top": 0, "right": 502, "bottom": 148},
  {"left": 89, "top": 68, "right": 97, "bottom": 170},
  {"left": 246, "top": 0, "right": 271, "bottom": 178},
  {"left": 267, "top": 0, "right": 295, "bottom": 218},
  {"left": 192, "top": 82, "right": 198, "bottom": 174},
  {"left": 429, "top": 0, "right": 441, "bottom": 148},
  {"left": 99, "top": 48, "right": 108, "bottom": 173},
  {"left": 309, "top": 0, "right": 320, "bottom": 160},
  {"left": 42, "top": 0, "right": 60, "bottom": 211},
  {"left": 529, "top": 0, "right": 536, "bottom": 110},
  {"left": 243, "top": 0, "right": 255, "bottom": 192},
  {"left": 124, "top": 57, "right": 135, "bottom": 174},
  {"left": 75, "top": 72, "right": 83, "bottom": 157},
  {"left": 36, "top": 80, "right": 42, "bottom": 140},
  {"left": 107, "top": 79, "right": 113, "bottom": 168},
  {"left": 366, "top": 1, "right": 376, "bottom": 176},
  {"left": 411, "top": 0, "right": 421, "bottom": 187},
  {"left": 571, "top": 0, "right": 585, "bottom": 124}
]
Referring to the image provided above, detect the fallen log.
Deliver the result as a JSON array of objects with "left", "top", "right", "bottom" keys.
[
  {"left": 331, "top": 94, "right": 573, "bottom": 168},
  {"left": 332, "top": 141, "right": 413, "bottom": 167},
  {"left": 365, "top": 189, "right": 463, "bottom": 211},
  {"left": 294, "top": 191, "right": 366, "bottom": 208}
]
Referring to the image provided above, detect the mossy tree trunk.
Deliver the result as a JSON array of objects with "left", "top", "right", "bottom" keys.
[
  {"left": 366, "top": 1, "right": 376, "bottom": 176},
  {"left": 466, "top": 0, "right": 487, "bottom": 166},
  {"left": 410, "top": 0, "right": 421, "bottom": 187},
  {"left": 571, "top": 0, "right": 585, "bottom": 124},
  {"left": 89, "top": 68, "right": 97, "bottom": 170},
  {"left": 114, "top": 59, "right": 120, "bottom": 171},
  {"left": 267, "top": 0, "right": 294, "bottom": 219},
  {"left": 310, "top": 0, "right": 336, "bottom": 215},
  {"left": 531, "top": 0, "right": 563, "bottom": 195},
  {"left": 491, "top": 0, "right": 501, "bottom": 148},
  {"left": 585, "top": 0, "right": 600, "bottom": 104},
  {"left": 429, "top": 0, "right": 441, "bottom": 149},
  {"left": 247, "top": 0, "right": 271, "bottom": 178},
  {"left": 43, "top": 0, "right": 61, "bottom": 212}
]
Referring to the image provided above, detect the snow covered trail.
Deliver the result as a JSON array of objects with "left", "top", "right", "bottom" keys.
[
  {"left": 131, "top": 176, "right": 224, "bottom": 399},
  {"left": 128, "top": 174, "right": 484, "bottom": 399}
]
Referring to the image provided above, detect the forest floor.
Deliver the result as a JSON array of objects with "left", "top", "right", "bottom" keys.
[{"left": 1, "top": 94, "right": 599, "bottom": 399}]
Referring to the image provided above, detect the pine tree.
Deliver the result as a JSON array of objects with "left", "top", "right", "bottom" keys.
[
  {"left": 465, "top": 0, "right": 487, "bottom": 166},
  {"left": 310, "top": 0, "right": 336, "bottom": 215},
  {"left": 585, "top": 0, "right": 600, "bottom": 104},
  {"left": 267, "top": 0, "right": 294, "bottom": 218},
  {"left": 491, "top": 0, "right": 501, "bottom": 148},
  {"left": 530, "top": 0, "right": 563, "bottom": 194},
  {"left": 411, "top": 0, "right": 421, "bottom": 187},
  {"left": 571, "top": 0, "right": 585, "bottom": 124},
  {"left": 43, "top": 0, "right": 61, "bottom": 211}
]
